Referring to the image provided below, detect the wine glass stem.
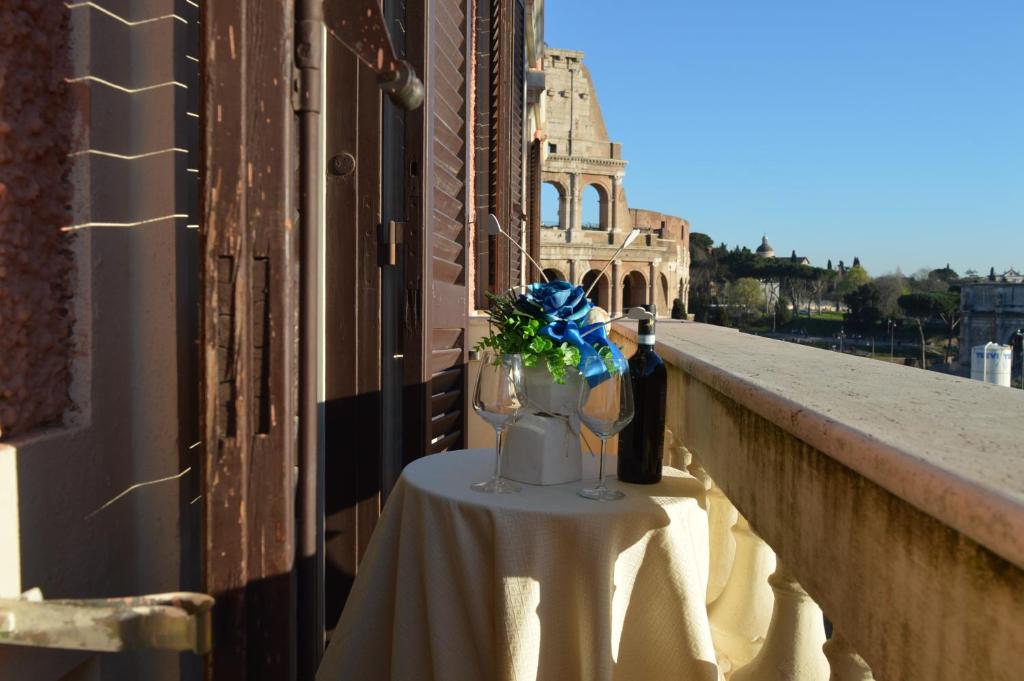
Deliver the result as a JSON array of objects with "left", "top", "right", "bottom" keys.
[
  {"left": 493, "top": 428, "right": 504, "bottom": 480},
  {"left": 597, "top": 437, "right": 608, "bottom": 490}
]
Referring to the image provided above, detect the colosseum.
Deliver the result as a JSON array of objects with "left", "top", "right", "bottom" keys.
[{"left": 537, "top": 48, "right": 690, "bottom": 317}]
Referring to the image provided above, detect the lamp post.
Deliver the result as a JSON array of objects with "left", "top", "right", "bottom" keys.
[
  {"left": 887, "top": 319, "right": 895, "bottom": 359},
  {"left": 838, "top": 329, "right": 846, "bottom": 354},
  {"left": 1016, "top": 329, "right": 1024, "bottom": 389}
]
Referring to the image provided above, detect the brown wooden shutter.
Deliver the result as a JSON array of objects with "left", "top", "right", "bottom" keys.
[
  {"left": 475, "top": 0, "right": 527, "bottom": 301},
  {"left": 200, "top": 1, "right": 297, "bottom": 678},
  {"left": 526, "top": 138, "right": 542, "bottom": 278},
  {"left": 406, "top": 0, "right": 472, "bottom": 456}
]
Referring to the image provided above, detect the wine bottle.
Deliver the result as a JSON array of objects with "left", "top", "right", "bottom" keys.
[{"left": 617, "top": 304, "right": 667, "bottom": 484}]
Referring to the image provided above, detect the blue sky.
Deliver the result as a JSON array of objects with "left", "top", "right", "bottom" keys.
[{"left": 542, "top": 0, "right": 1024, "bottom": 276}]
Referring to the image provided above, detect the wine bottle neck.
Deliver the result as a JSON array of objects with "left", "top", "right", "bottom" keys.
[{"left": 638, "top": 334, "right": 656, "bottom": 347}]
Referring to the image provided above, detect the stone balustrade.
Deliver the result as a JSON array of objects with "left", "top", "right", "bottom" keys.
[{"left": 611, "top": 320, "right": 1024, "bottom": 681}]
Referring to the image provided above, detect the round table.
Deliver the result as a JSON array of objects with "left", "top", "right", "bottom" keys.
[{"left": 317, "top": 449, "right": 719, "bottom": 681}]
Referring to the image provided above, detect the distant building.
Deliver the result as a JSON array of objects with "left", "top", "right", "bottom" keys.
[
  {"left": 538, "top": 48, "right": 690, "bottom": 315},
  {"left": 959, "top": 282, "right": 1024, "bottom": 371},
  {"left": 754, "top": 235, "right": 810, "bottom": 265}
]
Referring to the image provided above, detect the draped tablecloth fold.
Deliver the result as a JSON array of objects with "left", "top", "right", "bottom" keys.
[{"left": 317, "top": 448, "right": 719, "bottom": 681}]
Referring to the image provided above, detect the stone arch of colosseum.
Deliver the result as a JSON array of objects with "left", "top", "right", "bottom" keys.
[
  {"left": 538, "top": 47, "right": 691, "bottom": 317},
  {"left": 580, "top": 269, "right": 611, "bottom": 311},
  {"left": 542, "top": 267, "right": 567, "bottom": 282}
]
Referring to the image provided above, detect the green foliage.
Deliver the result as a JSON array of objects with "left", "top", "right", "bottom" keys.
[
  {"left": 844, "top": 283, "right": 883, "bottom": 329},
  {"left": 898, "top": 291, "right": 941, "bottom": 319},
  {"left": 473, "top": 291, "right": 619, "bottom": 383},
  {"left": 835, "top": 264, "right": 871, "bottom": 298},
  {"left": 724, "top": 277, "right": 766, "bottom": 321},
  {"left": 671, "top": 298, "right": 687, "bottom": 319},
  {"left": 775, "top": 296, "right": 794, "bottom": 326},
  {"left": 689, "top": 232, "right": 714, "bottom": 253}
]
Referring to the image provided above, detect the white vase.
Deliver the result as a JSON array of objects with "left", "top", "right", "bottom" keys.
[{"left": 502, "top": 364, "right": 583, "bottom": 485}]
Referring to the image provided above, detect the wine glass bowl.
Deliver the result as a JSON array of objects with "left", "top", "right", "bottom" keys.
[
  {"left": 575, "top": 355, "right": 634, "bottom": 501},
  {"left": 471, "top": 350, "right": 522, "bottom": 494}
]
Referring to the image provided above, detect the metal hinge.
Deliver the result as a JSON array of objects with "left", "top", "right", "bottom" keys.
[
  {"left": 383, "top": 220, "right": 405, "bottom": 266},
  {"left": 293, "top": 19, "right": 322, "bottom": 113},
  {"left": 0, "top": 589, "right": 214, "bottom": 654}
]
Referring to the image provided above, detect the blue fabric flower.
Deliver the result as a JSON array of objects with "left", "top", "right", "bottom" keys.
[{"left": 517, "top": 281, "right": 592, "bottom": 324}]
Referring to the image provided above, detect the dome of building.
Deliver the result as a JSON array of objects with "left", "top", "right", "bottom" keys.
[{"left": 756, "top": 235, "right": 774, "bottom": 258}]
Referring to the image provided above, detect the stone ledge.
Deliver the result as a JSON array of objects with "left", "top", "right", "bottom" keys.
[{"left": 613, "top": 320, "right": 1024, "bottom": 570}]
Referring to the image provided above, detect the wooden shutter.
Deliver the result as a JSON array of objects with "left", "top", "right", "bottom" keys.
[
  {"left": 200, "top": 1, "right": 297, "bottom": 679},
  {"left": 475, "top": 0, "right": 527, "bottom": 301},
  {"left": 526, "top": 138, "right": 542, "bottom": 278},
  {"left": 405, "top": 0, "right": 472, "bottom": 456}
]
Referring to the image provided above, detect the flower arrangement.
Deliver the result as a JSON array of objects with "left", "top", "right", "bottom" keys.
[{"left": 475, "top": 280, "right": 626, "bottom": 384}]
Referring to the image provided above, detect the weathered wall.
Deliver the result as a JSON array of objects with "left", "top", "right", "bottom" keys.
[
  {"left": 538, "top": 48, "right": 690, "bottom": 311},
  {"left": 959, "top": 283, "right": 1024, "bottom": 369},
  {"left": 0, "top": 1, "right": 200, "bottom": 679},
  {"left": 0, "top": 1, "right": 74, "bottom": 437}
]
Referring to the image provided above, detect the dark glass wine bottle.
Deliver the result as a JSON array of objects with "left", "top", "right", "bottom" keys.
[{"left": 617, "top": 304, "right": 667, "bottom": 484}]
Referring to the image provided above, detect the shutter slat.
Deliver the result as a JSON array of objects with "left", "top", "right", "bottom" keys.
[
  {"left": 433, "top": 232, "right": 463, "bottom": 264},
  {"left": 431, "top": 347, "right": 462, "bottom": 373},
  {"left": 431, "top": 410, "right": 462, "bottom": 438},
  {"left": 429, "top": 430, "right": 462, "bottom": 454},
  {"left": 431, "top": 388, "right": 461, "bottom": 417},
  {"left": 432, "top": 366, "right": 463, "bottom": 394},
  {"left": 433, "top": 256, "right": 464, "bottom": 284}
]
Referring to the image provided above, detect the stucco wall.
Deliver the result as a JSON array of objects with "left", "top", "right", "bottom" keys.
[{"left": 0, "top": 1, "right": 74, "bottom": 437}]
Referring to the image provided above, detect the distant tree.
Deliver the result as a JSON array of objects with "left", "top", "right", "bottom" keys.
[
  {"left": 671, "top": 298, "right": 687, "bottom": 319},
  {"left": 899, "top": 293, "right": 934, "bottom": 368},
  {"left": 827, "top": 259, "right": 833, "bottom": 271},
  {"left": 929, "top": 263, "right": 959, "bottom": 284},
  {"left": 931, "top": 290, "right": 963, "bottom": 363},
  {"left": 872, "top": 273, "right": 909, "bottom": 318},
  {"left": 835, "top": 264, "right": 871, "bottom": 300},
  {"left": 909, "top": 267, "right": 951, "bottom": 293},
  {"left": 844, "top": 283, "right": 883, "bottom": 329},
  {"left": 689, "top": 232, "right": 714, "bottom": 254},
  {"left": 810, "top": 268, "right": 837, "bottom": 312},
  {"left": 724, "top": 277, "right": 766, "bottom": 324},
  {"left": 775, "top": 296, "right": 794, "bottom": 326},
  {"left": 989, "top": 266, "right": 997, "bottom": 281},
  {"left": 853, "top": 256, "right": 861, "bottom": 268},
  {"left": 790, "top": 249, "right": 798, "bottom": 262}
]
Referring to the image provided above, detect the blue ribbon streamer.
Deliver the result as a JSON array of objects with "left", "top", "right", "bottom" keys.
[{"left": 538, "top": 320, "right": 627, "bottom": 387}]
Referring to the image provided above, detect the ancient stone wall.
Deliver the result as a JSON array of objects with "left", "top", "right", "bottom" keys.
[{"left": 539, "top": 47, "right": 690, "bottom": 315}]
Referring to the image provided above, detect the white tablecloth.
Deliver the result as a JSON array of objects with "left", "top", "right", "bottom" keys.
[{"left": 317, "top": 449, "right": 719, "bottom": 681}]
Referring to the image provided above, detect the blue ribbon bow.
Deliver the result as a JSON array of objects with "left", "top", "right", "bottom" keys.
[{"left": 538, "top": 320, "right": 627, "bottom": 387}]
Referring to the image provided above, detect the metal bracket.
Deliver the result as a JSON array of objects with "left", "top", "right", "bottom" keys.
[
  {"left": 0, "top": 589, "right": 214, "bottom": 654},
  {"left": 322, "top": 0, "right": 424, "bottom": 110}
]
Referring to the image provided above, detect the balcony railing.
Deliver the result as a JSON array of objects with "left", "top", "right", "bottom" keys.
[
  {"left": 608, "top": 320, "right": 1024, "bottom": 681},
  {"left": 467, "top": 315, "right": 1024, "bottom": 680}
]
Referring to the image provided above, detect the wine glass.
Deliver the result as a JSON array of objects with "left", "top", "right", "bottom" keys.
[
  {"left": 471, "top": 350, "right": 522, "bottom": 494},
  {"left": 575, "top": 354, "right": 634, "bottom": 501}
]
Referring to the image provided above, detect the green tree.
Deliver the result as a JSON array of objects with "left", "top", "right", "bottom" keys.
[
  {"left": 872, "top": 273, "right": 909, "bottom": 318},
  {"left": 844, "top": 283, "right": 883, "bottom": 329},
  {"left": 898, "top": 292, "right": 960, "bottom": 367},
  {"left": 929, "top": 264, "right": 959, "bottom": 284},
  {"left": 724, "top": 277, "right": 766, "bottom": 325},
  {"left": 775, "top": 296, "right": 794, "bottom": 326},
  {"left": 835, "top": 264, "right": 871, "bottom": 300},
  {"left": 931, "top": 290, "right": 962, "bottom": 363},
  {"left": 671, "top": 298, "right": 687, "bottom": 319}
]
